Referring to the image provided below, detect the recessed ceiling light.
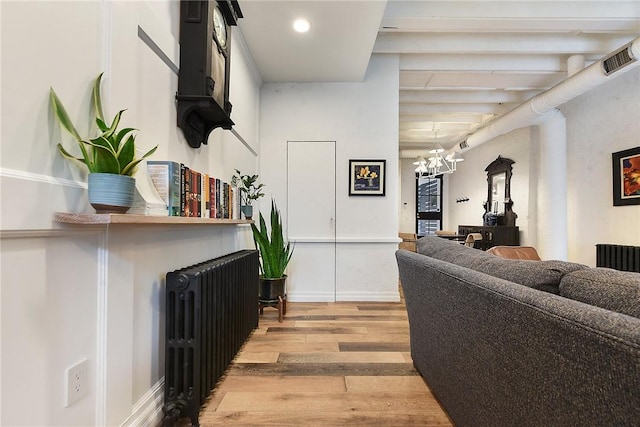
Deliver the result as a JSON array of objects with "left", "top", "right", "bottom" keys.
[{"left": 293, "top": 18, "right": 310, "bottom": 33}]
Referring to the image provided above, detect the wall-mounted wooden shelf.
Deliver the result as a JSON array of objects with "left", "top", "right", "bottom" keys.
[{"left": 54, "top": 212, "right": 252, "bottom": 225}]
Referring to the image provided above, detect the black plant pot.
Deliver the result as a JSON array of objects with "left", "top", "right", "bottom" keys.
[{"left": 258, "top": 276, "right": 287, "bottom": 301}]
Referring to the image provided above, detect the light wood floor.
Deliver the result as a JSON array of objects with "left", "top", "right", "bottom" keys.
[{"left": 188, "top": 300, "right": 453, "bottom": 426}]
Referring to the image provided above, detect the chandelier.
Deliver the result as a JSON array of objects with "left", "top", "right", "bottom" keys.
[{"left": 414, "top": 148, "right": 464, "bottom": 178}]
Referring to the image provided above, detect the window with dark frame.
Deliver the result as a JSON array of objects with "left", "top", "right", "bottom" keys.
[{"left": 416, "top": 174, "right": 443, "bottom": 236}]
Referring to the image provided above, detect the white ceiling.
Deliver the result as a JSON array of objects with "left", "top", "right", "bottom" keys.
[{"left": 237, "top": 0, "right": 640, "bottom": 152}]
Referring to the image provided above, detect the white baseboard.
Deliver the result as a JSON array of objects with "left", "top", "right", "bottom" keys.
[
  {"left": 121, "top": 378, "right": 164, "bottom": 427},
  {"left": 335, "top": 291, "right": 401, "bottom": 302},
  {"left": 287, "top": 291, "right": 401, "bottom": 302}
]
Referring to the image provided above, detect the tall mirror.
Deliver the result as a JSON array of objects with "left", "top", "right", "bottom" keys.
[
  {"left": 490, "top": 172, "right": 507, "bottom": 214},
  {"left": 485, "top": 156, "right": 517, "bottom": 227}
]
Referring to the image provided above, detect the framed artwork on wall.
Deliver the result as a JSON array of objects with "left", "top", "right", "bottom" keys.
[
  {"left": 349, "top": 159, "right": 386, "bottom": 196},
  {"left": 612, "top": 146, "right": 640, "bottom": 206}
]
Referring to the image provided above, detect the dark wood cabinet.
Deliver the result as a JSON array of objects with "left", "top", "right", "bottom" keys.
[{"left": 458, "top": 225, "right": 519, "bottom": 250}]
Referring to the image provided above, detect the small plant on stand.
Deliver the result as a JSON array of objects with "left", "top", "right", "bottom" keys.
[
  {"left": 231, "top": 169, "right": 265, "bottom": 219},
  {"left": 251, "top": 199, "right": 294, "bottom": 322}
]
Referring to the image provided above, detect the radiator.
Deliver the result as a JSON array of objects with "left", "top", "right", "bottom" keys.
[
  {"left": 596, "top": 244, "right": 640, "bottom": 273},
  {"left": 162, "top": 250, "right": 259, "bottom": 426}
]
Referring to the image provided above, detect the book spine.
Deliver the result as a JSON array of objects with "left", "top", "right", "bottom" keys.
[
  {"left": 180, "top": 164, "right": 187, "bottom": 217},
  {"left": 216, "top": 179, "right": 221, "bottom": 219},
  {"left": 184, "top": 166, "right": 191, "bottom": 217},
  {"left": 209, "top": 176, "right": 215, "bottom": 218},
  {"left": 190, "top": 169, "right": 197, "bottom": 217},
  {"left": 169, "top": 162, "right": 181, "bottom": 217},
  {"left": 202, "top": 173, "right": 209, "bottom": 218},
  {"left": 195, "top": 170, "right": 202, "bottom": 218},
  {"left": 223, "top": 182, "right": 229, "bottom": 219}
]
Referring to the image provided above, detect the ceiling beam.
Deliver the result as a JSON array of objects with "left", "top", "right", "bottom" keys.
[
  {"left": 374, "top": 33, "right": 637, "bottom": 55},
  {"left": 399, "top": 53, "right": 572, "bottom": 72},
  {"left": 382, "top": 1, "right": 640, "bottom": 20},
  {"left": 400, "top": 103, "right": 516, "bottom": 115},
  {"left": 400, "top": 90, "right": 539, "bottom": 104}
]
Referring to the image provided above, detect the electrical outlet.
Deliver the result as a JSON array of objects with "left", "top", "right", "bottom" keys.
[{"left": 65, "top": 359, "right": 89, "bottom": 407}]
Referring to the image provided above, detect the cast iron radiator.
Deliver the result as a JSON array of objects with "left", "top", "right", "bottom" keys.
[
  {"left": 162, "top": 250, "right": 259, "bottom": 426},
  {"left": 596, "top": 244, "right": 640, "bottom": 273}
]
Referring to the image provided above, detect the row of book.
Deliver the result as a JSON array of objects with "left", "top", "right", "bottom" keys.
[{"left": 146, "top": 161, "right": 239, "bottom": 219}]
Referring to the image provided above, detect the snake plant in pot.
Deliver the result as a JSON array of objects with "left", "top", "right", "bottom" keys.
[
  {"left": 251, "top": 200, "right": 294, "bottom": 301},
  {"left": 50, "top": 72, "right": 157, "bottom": 213}
]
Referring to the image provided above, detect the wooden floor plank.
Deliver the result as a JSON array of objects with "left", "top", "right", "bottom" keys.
[
  {"left": 227, "top": 362, "right": 419, "bottom": 376},
  {"left": 284, "top": 314, "right": 407, "bottom": 321},
  {"left": 294, "top": 320, "right": 409, "bottom": 328},
  {"left": 233, "top": 351, "right": 280, "bottom": 363},
  {"left": 199, "top": 412, "right": 452, "bottom": 426},
  {"left": 215, "top": 391, "right": 446, "bottom": 413},
  {"left": 185, "top": 300, "right": 452, "bottom": 427},
  {"left": 240, "top": 341, "right": 340, "bottom": 353},
  {"left": 248, "top": 333, "right": 307, "bottom": 343},
  {"left": 277, "top": 351, "right": 406, "bottom": 364},
  {"left": 345, "top": 376, "right": 431, "bottom": 393},
  {"left": 266, "top": 326, "right": 368, "bottom": 334},
  {"left": 339, "top": 342, "right": 411, "bottom": 352},
  {"left": 213, "top": 376, "right": 346, "bottom": 393},
  {"left": 305, "top": 333, "right": 409, "bottom": 343},
  {"left": 357, "top": 304, "right": 407, "bottom": 311}
]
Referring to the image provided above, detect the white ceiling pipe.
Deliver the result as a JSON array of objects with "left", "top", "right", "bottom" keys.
[
  {"left": 455, "top": 36, "right": 640, "bottom": 153},
  {"left": 567, "top": 54, "right": 586, "bottom": 77}
]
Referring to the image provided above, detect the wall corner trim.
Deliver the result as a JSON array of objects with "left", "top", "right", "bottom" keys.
[{"left": 120, "top": 378, "right": 165, "bottom": 427}]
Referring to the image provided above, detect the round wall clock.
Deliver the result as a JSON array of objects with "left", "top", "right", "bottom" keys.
[{"left": 213, "top": 5, "right": 227, "bottom": 49}]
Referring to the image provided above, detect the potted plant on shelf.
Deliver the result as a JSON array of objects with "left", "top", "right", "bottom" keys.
[
  {"left": 50, "top": 72, "right": 157, "bottom": 213},
  {"left": 251, "top": 200, "right": 294, "bottom": 302},
  {"left": 231, "top": 169, "right": 265, "bottom": 219}
]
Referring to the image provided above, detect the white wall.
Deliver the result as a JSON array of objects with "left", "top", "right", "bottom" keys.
[
  {"left": 258, "top": 54, "right": 401, "bottom": 301},
  {"left": 445, "top": 127, "right": 535, "bottom": 246},
  {"left": 0, "top": 1, "right": 261, "bottom": 426},
  {"left": 563, "top": 66, "right": 640, "bottom": 265}
]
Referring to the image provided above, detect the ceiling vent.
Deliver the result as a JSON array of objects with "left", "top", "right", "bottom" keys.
[
  {"left": 602, "top": 42, "right": 637, "bottom": 76},
  {"left": 459, "top": 140, "right": 469, "bottom": 150}
]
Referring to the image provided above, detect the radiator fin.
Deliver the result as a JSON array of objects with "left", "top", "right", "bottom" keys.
[
  {"left": 162, "top": 250, "right": 259, "bottom": 426},
  {"left": 596, "top": 244, "right": 640, "bottom": 273}
]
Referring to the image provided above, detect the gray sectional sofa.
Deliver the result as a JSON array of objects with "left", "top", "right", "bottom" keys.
[{"left": 396, "top": 236, "right": 640, "bottom": 426}]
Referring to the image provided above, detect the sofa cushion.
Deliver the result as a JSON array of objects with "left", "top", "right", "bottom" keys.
[
  {"left": 559, "top": 268, "right": 640, "bottom": 318},
  {"left": 416, "top": 235, "right": 587, "bottom": 293}
]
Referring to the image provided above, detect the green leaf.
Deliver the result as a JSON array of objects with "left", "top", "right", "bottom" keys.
[
  {"left": 50, "top": 88, "right": 82, "bottom": 141},
  {"left": 114, "top": 127, "right": 136, "bottom": 152},
  {"left": 56, "top": 143, "right": 79, "bottom": 160},
  {"left": 117, "top": 135, "right": 135, "bottom": 174},
  {"left": 93, "top": 72, "right": 105, "bottom": 121},
  {"left": 250, "top": 200, "right": 294, "bottom": 278},
  {"left": 120, "top": 144, "right": 158, "bottom": 176},
  {"left": 86, "top": 137, "right": 120, "bottom": 174},
  {"left": 96, "top": 118, "right": 109, "bottom": 132},
  {"left": 103, "top": 110, "right": 125, "bottom": 139}
]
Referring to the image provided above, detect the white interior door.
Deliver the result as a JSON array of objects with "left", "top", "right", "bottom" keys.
[{"left": 287, "top": 141, "right": 336, "bottom": 301}]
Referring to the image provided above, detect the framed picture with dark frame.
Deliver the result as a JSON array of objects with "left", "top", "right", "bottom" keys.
[
  {"left": 349, "top": 159, "right": 386, "bottom": 196},
  {"left": 612, "top": 146, "right": 640, "bottom": 206}
]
